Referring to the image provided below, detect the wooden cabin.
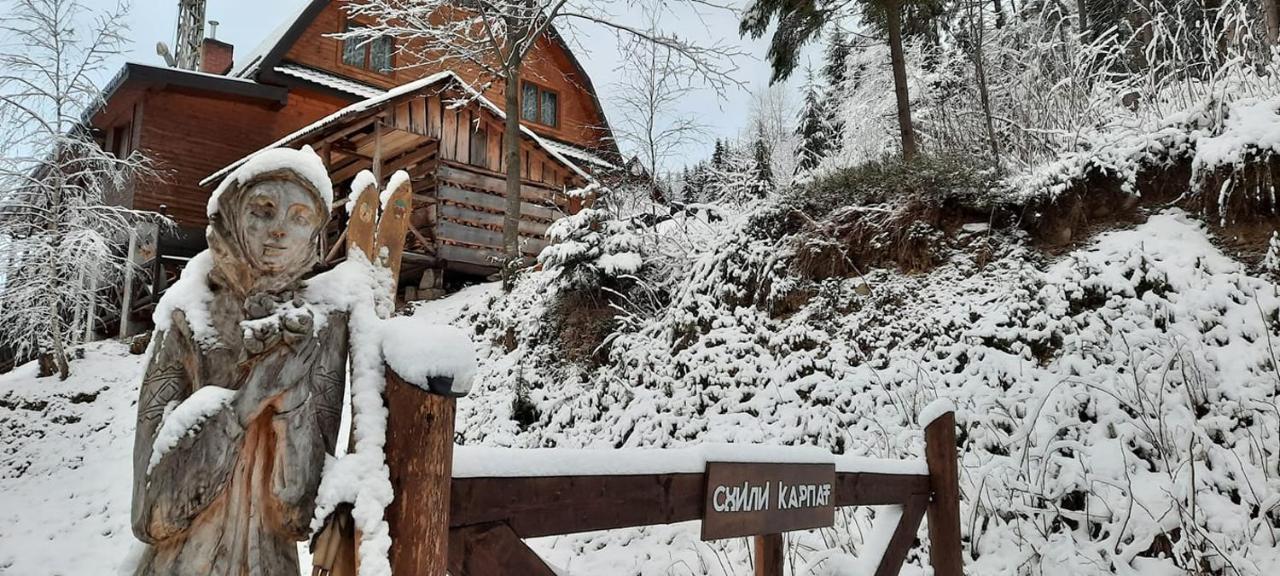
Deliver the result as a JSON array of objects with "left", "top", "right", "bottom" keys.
[
  {"left": 86, "top": 0, "right": 619, "bottom": 305},
  {"left": 202, "top": 72, "right": 591, "bottom": 294}
]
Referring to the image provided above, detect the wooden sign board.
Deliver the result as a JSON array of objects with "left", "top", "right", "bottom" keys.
[{"left": 701, "top": 462, "right": 836, "bottom": 540}]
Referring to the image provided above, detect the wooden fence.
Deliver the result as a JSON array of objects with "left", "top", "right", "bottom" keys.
[{"left": 383, "top": 371, "right": 964, "bottom": 576}]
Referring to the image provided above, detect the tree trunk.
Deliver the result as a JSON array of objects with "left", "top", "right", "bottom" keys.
[
  {"left": 884, "top": 0, "right": 917, "bottom": 162},
  {"left": 1265, "top": 0, "right": 1280, "bottom": 49},
  {"left": 970, "top": 3, "right": 1000, "bottom": 165},
  {"left": 502, "top": 63, "right": 523, "bottom": 263},
  {"left": 1076, "top": 0, "right": 1088, "bottom": 36}
]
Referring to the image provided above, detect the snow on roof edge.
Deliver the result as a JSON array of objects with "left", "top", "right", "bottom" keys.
[{"left": 200, "top": 70, "right": 591, "bottom": 188}]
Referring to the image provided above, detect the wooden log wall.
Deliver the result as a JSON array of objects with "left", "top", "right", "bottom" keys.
[{"left": 375, "top": 88, "right": 579, "bottom": 272}]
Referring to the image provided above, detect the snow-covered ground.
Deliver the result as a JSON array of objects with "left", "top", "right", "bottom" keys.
[{"left": 3, "top": 209, "right": 1278, "bottom": 575}]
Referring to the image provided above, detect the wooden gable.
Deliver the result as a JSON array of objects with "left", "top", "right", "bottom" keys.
[{"left": 255, "top": 0, "right": 615, "bottom": 157}]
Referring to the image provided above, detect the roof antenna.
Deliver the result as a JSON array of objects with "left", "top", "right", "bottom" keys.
[{"left": 173, "top": 0, "right": 207, "bottom": 70}]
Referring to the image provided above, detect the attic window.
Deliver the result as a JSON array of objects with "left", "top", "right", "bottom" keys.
[
  {"left": 341, "top": 23, "right": 393, "bottom": 74},
  {"left": 520, "top": 81, "right": 558, "bottom": 127}
]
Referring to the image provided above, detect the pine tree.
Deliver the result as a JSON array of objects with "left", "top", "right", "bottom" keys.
[
  {"left": 822, "top": 28, "right": 851, "bottom": 90},
  {"left": 752, "top": 123, "right": 774, "bottom": 187},
  {"left": 795, "top": 67, "right": 830, "bottom": 172},
  {"left": 711, "top": 139, "right": 727, "bottom": 170}
]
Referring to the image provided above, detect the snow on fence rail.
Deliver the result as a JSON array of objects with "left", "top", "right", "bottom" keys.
[{"left": 379, "top": 370, "right": 964, "bottom": 576}]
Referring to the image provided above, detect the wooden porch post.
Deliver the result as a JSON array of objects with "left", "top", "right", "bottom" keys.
[
  {"left": 754, "top": 533, "right": 783, "bottom": 576},
  {"left": 924, "top": 412, "right": 963, "bottom": 576},
  {"left": 384, "top": 369, "right": 456, "bottom": 575}
]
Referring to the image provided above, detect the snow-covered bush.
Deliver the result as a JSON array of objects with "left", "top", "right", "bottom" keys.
[{"left": 538, "top": 207, "right": 644, "bottom": 291}]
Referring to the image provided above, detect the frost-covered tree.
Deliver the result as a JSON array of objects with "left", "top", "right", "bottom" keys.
[
  {"left": 0, "top": 0, "right": 159, "bottom": 379},
  {"left": 741, "top": 0, "right": 928, "bottom": 161},
  {"left": 341, "top": 0, "right": 743, "bottom": 264},
  {"left": 538, "top": 206, "right": 643, "bottom": 291},
  {"left": 610, "top": 8, "right": 709, "bottom": 204},
  {"left": 795, "top": 67, "right": 830, "bottom": 172},
  {"left": 706, "top": 144, "right": 770, "bottom": 205},
  {"left": 820, "top": 29, "right": 849, "bottom": 153}
]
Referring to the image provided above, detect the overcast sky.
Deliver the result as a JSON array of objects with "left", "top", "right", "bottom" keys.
[{"left": 110, "top": 0, "right": 811, "bottom": 168}]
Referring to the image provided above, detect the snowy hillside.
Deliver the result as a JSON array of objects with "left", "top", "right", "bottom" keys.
[
  {"left": 3, "top": 209, "right": 1278, "bottom": 575},
  {"left": 439, "top": 209, "right": 1280, "bottom": 575}
]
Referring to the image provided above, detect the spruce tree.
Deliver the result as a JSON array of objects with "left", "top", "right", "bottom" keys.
[{"left": 795, "top": 67, "right": 830, "bottom": 172}]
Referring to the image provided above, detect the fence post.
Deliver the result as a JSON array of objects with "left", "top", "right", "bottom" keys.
[
  {"left": 924, "top": 411, "right": 963, "bottom": 576},
  {"left": 384, "top": 369, "right": 456, "bottom": 575},
  {"left": 754, "top": 533, "right": 783, "bottom": 576}
]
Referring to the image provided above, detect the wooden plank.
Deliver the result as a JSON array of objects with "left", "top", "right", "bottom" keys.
[
  {"left": 486, "top": 122, "right": 500, "bottom": 172},
  {"left": 438, "top": 162, "right": 563, "bottom": 201},
  {"left": 428, "top": 94, "right": 441, "bottom": 138},
  {"left": 458, "top": 109, "right": 471, "bottom": 165},
  {"left": 754, "top": 534, "right": 783, "bottom": 576},
  {"left": 437, "top": 243, "right": 503, "bottom": 269},
  {"left": 447, "top": 523, "right": 556, "bottom": 576},
  {"left": 437, "top": 220, "right": 546, "bottom": 255},
  {"left": 385, "top": 371, "right": 456, "bottom": 576},
  {"left": 832, "top": 472, "right": 931, "bottom": 507},
  {"left": 411, "top": 98, "right": 427, "bottom": 135},
  {"left": 441, "top": 106, "right": 457, "bottom": 162},
  {"left": 875, "top": 495, "right": 930, "bottom": 576},
  {"left": 438, "top": 184, "right": 559, "bottom": 223},
  {"left": 925, "top": 412, "right": 964, "bottom": 576},
  {"left": 440, "top": 204, "right": 548, "bottom": 237},
  {"left": 449, "top": 474, "right": 707, "bottom": 538},
  {"left": 394, "top": 101, "right": 410, "bottom": 133}
]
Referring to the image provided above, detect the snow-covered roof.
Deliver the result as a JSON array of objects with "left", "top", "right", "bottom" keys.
[
  {"left": 233, "top": 0, "right": 318, "bottom": 79},
  {"left": 273, "top": 64, "right": 383, "bottom": 99},
  {"left": 200, "top": 71, "right": 591, "bottom": 187},
  {"left": 541, "top": 138, "right": 617, "bottom": 170}
]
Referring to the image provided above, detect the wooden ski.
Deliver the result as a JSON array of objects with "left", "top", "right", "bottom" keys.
[
  {"left": 373, "top": 170, "right": 414, "bottom": 289},
  {"left": 346, "top": 172, "right": 381, "bottom": 263}
]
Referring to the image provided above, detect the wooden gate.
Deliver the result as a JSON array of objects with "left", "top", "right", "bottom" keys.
[{"left": 383, "top": 371, "right": 964, "bottom": 576}]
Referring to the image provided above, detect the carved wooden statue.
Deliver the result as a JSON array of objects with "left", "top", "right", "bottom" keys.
[{"left": 131, "top": 153, "right": 343, "bottom": 576}]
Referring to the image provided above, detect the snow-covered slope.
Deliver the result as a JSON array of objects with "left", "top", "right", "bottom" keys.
[
  {"left": 3, "top": 210, "right": 1278, "bottom": 575},
  {"left": 436, "top": 209, "right": 1280, "bottom": 575},
  {"left": 0, "top": 343, "right": 144, "bottom": 575}
]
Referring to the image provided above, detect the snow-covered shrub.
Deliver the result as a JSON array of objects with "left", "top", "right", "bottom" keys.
[
  {"left": 797, "top": 152, "right": 1003, "bottom": 217},
  {"left": 539, "top": 207, "right": 644, "bottom": 291}
]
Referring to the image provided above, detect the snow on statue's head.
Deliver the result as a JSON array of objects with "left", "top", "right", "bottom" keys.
[{"left": 207, "top": 146, "right": 333, "bottom": 295}]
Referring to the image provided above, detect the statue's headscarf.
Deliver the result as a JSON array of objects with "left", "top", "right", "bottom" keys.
[{"left": 207, "top": 167, "right": 330, "bottom": 296}]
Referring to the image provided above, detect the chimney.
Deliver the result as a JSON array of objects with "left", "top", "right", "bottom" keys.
[{"left": 200, "top": 36, "right": 234, "bottom": 75}]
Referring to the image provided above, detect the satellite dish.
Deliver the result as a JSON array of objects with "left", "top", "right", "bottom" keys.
[{"left": 156, "top": 42, "right": 176, "bottom": 67}]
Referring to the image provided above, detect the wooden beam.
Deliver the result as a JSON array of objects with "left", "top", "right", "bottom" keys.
[
  {"left": 438, "top": 184, "right": 558, "bottom": 223},
  {"left": 373, "top": 121, "right": 384, "bottom": 183},
  {"left": 440, "top": 204, "right": 548, "bottom": 237},
  {"left": 385, "top": 370, "right": 456, "bottom": 576},
  {"left": 437, "top": 221, "right": 546, "bottom": 255},
  {"left": 925, "top": 412, "right": 964, "bottom": 576},
  {"left": 438, "top": 162, "right": 565, "bottom": 201},
  {"left": 874, "top": 495, "right": 929, "bottom": 576},
  {"left": 450, "top": 474, "right": 706, "bottom": 539},
  {"left": 447, "top": 523, "right": 556, "bottom": 576},
  {"left": 754, "top": 534, "right": 783, "bottom": 576},
  {"left": 833, "top": 472, "right": 931, "bottom": 507}
]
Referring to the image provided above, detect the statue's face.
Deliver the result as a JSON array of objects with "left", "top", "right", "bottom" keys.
[{"left": 240, "top": 180, "right": 321, "bottom": 274}]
